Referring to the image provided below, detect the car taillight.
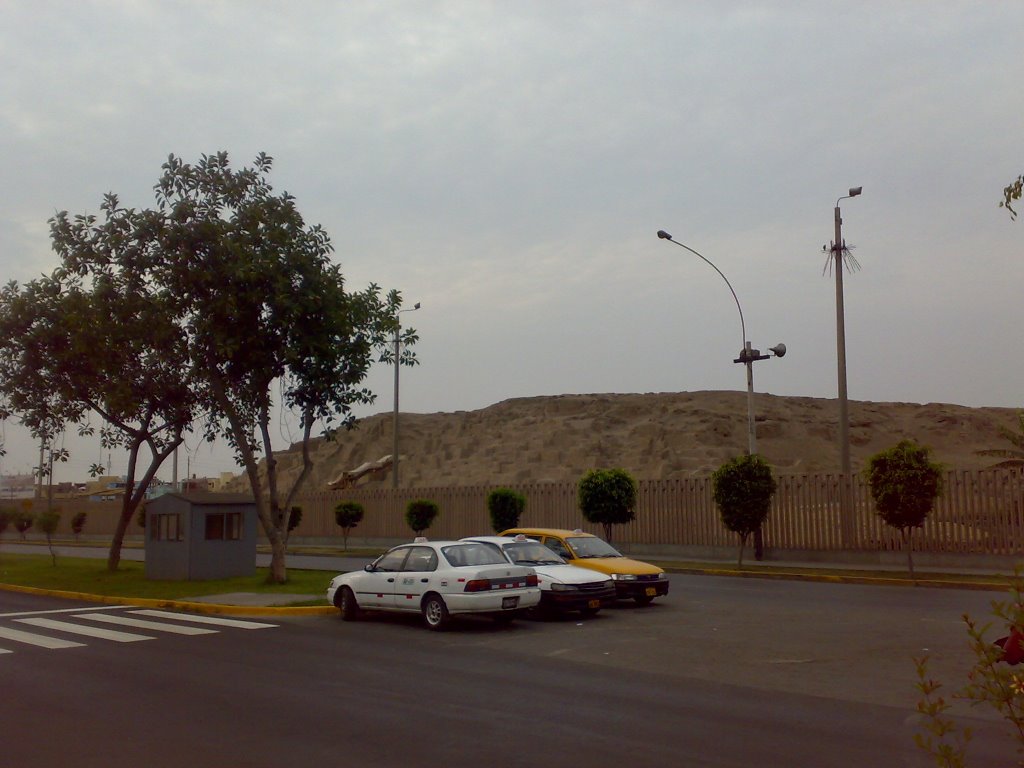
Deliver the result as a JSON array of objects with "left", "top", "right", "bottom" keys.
[
  {"left": 464, "top": 579, "right": 490, "bottom": 592},
  {"left": 526, "top": 574, "right": 538, "bottom": 587}
]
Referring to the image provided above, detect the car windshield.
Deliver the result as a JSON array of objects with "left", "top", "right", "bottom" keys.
[
  {"left": 441, "top": 542, "right": 509, "bottom": 567},
  {"left": 502, "top": 542, "right": 565, "bottom": 565},
  {"left": 566, "top": 536, "right": 622, "bottom": 558}
]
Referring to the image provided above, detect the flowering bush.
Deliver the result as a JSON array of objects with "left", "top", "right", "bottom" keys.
[{"left": 915, "top": 569, "right": 1024, "bottom": 765}]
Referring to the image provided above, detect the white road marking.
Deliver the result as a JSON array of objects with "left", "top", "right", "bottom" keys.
[
  {"left": 0, "top": 606, "right": 126, "bottom": 619},
  {"left": 0, "top": 647, "right": 12, "bottom": 654},
  {"left": 15, "top": 617, "right": 155, "bottom": 643},
  {"left": 129, "top": 610, "right": 277, "bottom": 629},
  {"left": 73, "top": 613, "right": 216, "bottom": 635},
  {"left": 0, "top": 626, "right": 86, "bottom": 649}
]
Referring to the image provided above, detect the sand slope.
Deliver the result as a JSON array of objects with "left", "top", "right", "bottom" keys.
[{"left": 226, "top": 391, "right": 1022, "bottom": 492}]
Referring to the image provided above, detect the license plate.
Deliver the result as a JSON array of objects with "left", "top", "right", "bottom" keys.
[
  {"left": 588, "top": 599, "right": 601, "bottom": 609},
  {"left": 644, "top": 587, "right": 656, "bottom": 597},
  {"left": 502, "top": 596, "right": 519, "bottom": 609}
]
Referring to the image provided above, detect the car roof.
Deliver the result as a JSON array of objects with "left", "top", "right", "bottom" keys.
[
  {"left": 500, "top": 527, "right": 597, "bottom": 539},
  {"left": 392, "top": 539, "right": 477, "bottom": 550},
  {"left": 462, "top": 535, "right": 539, "bottom": 545}
]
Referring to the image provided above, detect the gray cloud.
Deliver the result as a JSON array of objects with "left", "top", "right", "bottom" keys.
[{"left": 1, "top": 0, "right": 1021, "bottom": 481}]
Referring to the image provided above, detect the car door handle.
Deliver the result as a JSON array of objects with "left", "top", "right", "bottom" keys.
[
  {"left": 387, "top": 577, "right": 395, "bottom": 583},
  {"left": 420, "top": 578, "right": 429, "bottom": 583}
]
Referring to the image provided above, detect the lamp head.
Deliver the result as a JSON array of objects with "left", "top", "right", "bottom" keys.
[
  {"left": 769, "top": 343, "right": 786, "bottom": 358},
  {"left": 848, "top": 186, "right": 862, "bottom": 197},
  {"left": 413, "top": 302, "right": 421, "bottom": 310},
  {"left": 656, "top": 230, "right": 672, "bottom": 240}
]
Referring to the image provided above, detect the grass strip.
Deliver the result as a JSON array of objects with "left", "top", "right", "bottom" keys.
[{"left": 0, "top": 553, "right": 331, "bottom": 601}]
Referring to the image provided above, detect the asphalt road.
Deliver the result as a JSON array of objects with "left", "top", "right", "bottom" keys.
[{"left": 1, "top": 575, "right": 1015, "bottom": 767}]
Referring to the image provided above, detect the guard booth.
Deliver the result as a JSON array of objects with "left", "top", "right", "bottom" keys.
[{"left": 145, "top": 492, "right": 258, "bottom": 580}]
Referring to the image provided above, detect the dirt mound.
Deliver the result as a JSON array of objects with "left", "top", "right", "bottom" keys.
[{"left": 223, "top": 391, "right": 1021, "bottom": 492}]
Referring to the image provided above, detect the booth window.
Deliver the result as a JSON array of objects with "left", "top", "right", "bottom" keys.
[
  {"left": 205, "top": 511, "right": 242, "bottom": 541},
  {"left": 152, "top": 513, "right": 183, "bottom": 542}
]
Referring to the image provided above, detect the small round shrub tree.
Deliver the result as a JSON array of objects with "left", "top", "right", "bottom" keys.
[
  {"left": 712, "top": 454, "right": 777, "bottom": 567},
  {"left": 334, "top": 501, "right": 365, "bottom": 550},
  {"left": 0, "top": 507, "right": 13, "bottom": 538},
  {"left": 71, "top": 511, "right": 87, "bottom": 540},
  {"left": 577, "top": 468, "right": 637, "bottom": 543},
  {"left": 487, "top": 488, "right": 526, "bottom": 533},
  {"left": 864, "top": 439, "right": 943, "bottom": 580},
  {"left": 14, "top": 511, "right": 33, "bottom": 539},
  {"left": 405, "top": 499, "right": 439, "bottom": 536}
]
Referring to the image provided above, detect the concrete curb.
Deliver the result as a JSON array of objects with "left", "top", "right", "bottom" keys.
[
  {"left": 0, "top": 582, "right": 336, "bottom": 617},
  {"left": 663, "top": 564, "right": 1009, "bottom": 591}
]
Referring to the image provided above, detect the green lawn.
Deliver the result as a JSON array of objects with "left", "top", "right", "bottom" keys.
[{"left": 0, "top": 553, "right": 333, "bottom": 601}]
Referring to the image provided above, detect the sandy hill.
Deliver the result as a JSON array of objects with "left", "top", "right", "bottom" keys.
[{"left": 224, "top": 391, "right": 1022, "bottom": 493}]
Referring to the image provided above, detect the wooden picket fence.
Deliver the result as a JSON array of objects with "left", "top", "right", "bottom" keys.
[{"left": 9, "top": 468, "right": 1024, "bottom": 556}]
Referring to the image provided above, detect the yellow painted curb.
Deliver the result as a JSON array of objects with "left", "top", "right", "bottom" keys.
[
  {"left": 0, "top": 582, "right": 336, "bottom": 616},
  {"left": 665, "top": 566, "right": 1007, "bottom": 591}
]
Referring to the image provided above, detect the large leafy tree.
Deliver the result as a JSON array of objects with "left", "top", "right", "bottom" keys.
[
  {"left": 0, "top": 152, "right": 411, "bottom": 582},
  {"left": 0, "top": 213, "right": 196, "bottom": 570},
  {"left": 148, "top": 152, "right": 411, "bottom": 583}
]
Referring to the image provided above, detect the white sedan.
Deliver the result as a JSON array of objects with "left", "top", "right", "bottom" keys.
[
  {"left": 462, "top": 535, "right": 616, "bottom": 617},
  {"left": 327, "top": 538, "right": 541, "bottom": 630}
]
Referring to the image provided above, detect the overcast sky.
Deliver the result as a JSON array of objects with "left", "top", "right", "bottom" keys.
[{"left": 1, "top": 1, "right": 1021, "bottom": 483}]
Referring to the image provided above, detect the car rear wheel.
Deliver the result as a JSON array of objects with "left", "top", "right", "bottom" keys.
[
  {"left": 339, "top": 587, "right": 360, "bottom": 621},
  {"left": 422, "top": 594, "right": 450, "bottom": 631}
]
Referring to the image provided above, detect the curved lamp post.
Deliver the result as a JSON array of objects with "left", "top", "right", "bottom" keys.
[
  {"left": 831, "top": 186, "right": 861, "bottom": 545},
  {"left": 656, "top": 231, "right": 785, "bottom": 456},
  {"left": 392, "top": 302, "right": 421, "bottom": 488}
]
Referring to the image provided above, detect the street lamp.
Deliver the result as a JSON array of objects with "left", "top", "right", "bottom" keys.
[
  {"left": 831, "top": 186, "right": 861, "bottom": 480},
  {"left": 830, "top": 186, "right": 861, "bottom": 547},
  {"left": 392, "top": 302, "right": 420, "bottom": 488},
  {"left": 656, "top": 231, "right": 785, "bottom": 457}
]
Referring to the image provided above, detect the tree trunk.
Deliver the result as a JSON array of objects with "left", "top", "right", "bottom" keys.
[
  {"left": 902, "top": 527, "right": 916, "bottom": 582},
  {"left": 737, "top": 532, "right": 748, "bottom": 568},
  {"left": 107, "top": 510, "right": 131, "bottom": 571},
  {"left": 266, "top": 525, "right": 287, "bottom": 584}
]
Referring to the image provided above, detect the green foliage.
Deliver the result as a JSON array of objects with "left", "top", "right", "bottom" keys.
[
  {"left": 71, "top": 511, "right": 87, "bottom": 538},
  {"left": 287, "top": 506, "right": 302, "bottom": 534},
  {"left": 333, "top": 501, "right": 365, "bottom": 550},
  {"left": 914, "top": 568, "right": 1024, "bottom": 766},
  {"left": 864, "top": 439, "right": 943, "bottom": 579},
  {"left": 712, "top": 454, "right": 777, "bottom": 567},
  {"left": 1002, "top": 174, "right": 1023, "bottom": 220},
  {"left": 487, "top": 488, "right": 526, "bottom": 533},
  {"left": 405, "top": 499, "right": 439, "bottom": 536},
  {"left": 577, "top": 468, "right": 637, "bottom": 543},
  {"left": 0, "top": 151, "right": 415, "bottom": 583},
  {"left": 136, "top": 505, "right": 146, "bottom": 529}
]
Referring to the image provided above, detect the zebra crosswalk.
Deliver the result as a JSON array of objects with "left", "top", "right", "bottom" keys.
[{"left": 0, "top": 608, "right": 277, "bottom": 654}]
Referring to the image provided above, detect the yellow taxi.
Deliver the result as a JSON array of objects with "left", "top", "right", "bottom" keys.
[{"left": 499, "top": 527, "right": 669, "bottom": 605}]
